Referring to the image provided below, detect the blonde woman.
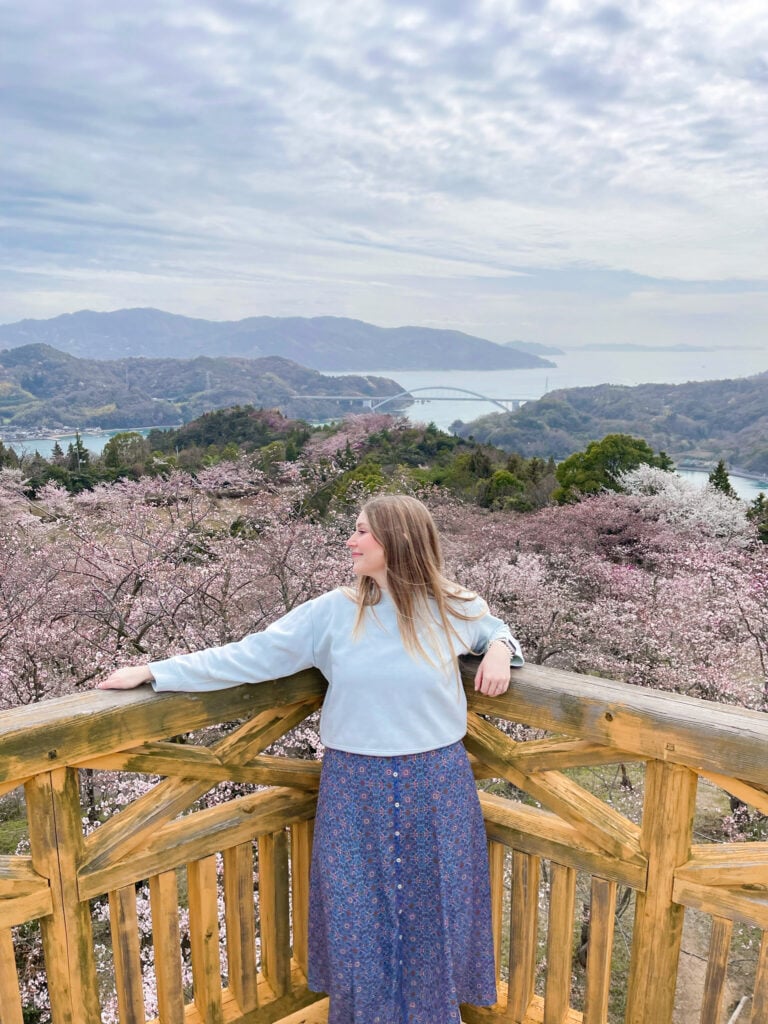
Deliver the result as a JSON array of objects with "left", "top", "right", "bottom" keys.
[{"left": 99, "top": 494, "right": 523, "bottom": 1024}]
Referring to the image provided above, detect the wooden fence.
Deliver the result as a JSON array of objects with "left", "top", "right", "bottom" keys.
[{"left": 0, "top": 663, "right": 766, "bottom": 1024}]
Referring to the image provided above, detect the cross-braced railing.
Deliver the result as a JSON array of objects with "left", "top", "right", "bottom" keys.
[{"left": 0, "top": 663, "right": 766, "bottom": 1024}]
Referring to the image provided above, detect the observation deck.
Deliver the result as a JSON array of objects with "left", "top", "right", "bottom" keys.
[{"left": 0, "top": 662, "right": 767, "bottom": 1023}]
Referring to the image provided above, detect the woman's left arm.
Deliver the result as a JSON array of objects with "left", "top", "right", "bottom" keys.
[
  {"left": 470, "top": 601, "right": 524, "bottom": 696},
  {"left": 474, "top": 638, "right": 515, "bottom": 696}
]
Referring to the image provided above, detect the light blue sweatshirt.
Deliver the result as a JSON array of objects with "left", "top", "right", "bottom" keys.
[{"left": 150, "top": 587, "right": 523, "bottom": 756}]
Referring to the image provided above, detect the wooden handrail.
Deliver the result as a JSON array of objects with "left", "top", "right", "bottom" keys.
[{"left": 0, "top": 665, "right": 766, "bottom": 1024}]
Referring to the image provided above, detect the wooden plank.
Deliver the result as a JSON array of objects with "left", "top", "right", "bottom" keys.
[
  {"left": 148, "top": 870, "right": 185, "bottom": 1024},
  {"left": 699, "top": 916, "right": 732, "bottom": 1024},
  {"left": 699, "top": 772, "right": 768, "bottom": 816},
  {"left": 488, "top": 841, "right": 505, "bottom": 987},
  {"left": 0, "top": 780, "right": 27, "bottom": 799},
  {"left": 79, "top": 749, "right": 322, "bottom": 789},
  {"left": 109, "top": 886, "right": 145, "bottom": 1024},
  {"left": 223, "top": 843, "right": 258, "bottom": 1012},
  {"left": 0, "top": 888, "right": 53, "bottom": 929},
  {"left": 259, "top": 830, "right": 292, "bottom": 1000},
  {"left": 79, "top": 787, "right": 316, "bottom": 900},
  {"left": 187, "top": 856, "right": 224, "bottom": 1024},
  {"left": 83, "top": 698, "right": 320, "bottom": 875},
  {"left": 291, "top": 820, "right": 314, "bottom": 977},
  {"left": 676, "top": 843, "right": 768, "bottom": 888},
  {"left": 0, "top": 855, "right": 48, "bottom": 897},
  {"left": 154, "top": 977, "right": 323, "bottom": 1024},
  {"left": 0, "top": 927, "right": 24, "bottom": 1024},
  {"left": 464, "top": 992, "right": 583, "bottom": 1024},
  {"left": 510, "top": 737, "right": 642, "bottom": 773},
  {"left": 625, "top": 761, "right": 698, "bottom": 1024},
  {"left": 582, "top": 878, "right": 616, "bottom": 1024},
  {"left": 466, "top": 714, "right": 642, "bottom": 863},
  {"left": 506, "top": 851, "right": 540, "bottom": 1022},
  {"left": 751, "top": 930, "right": 768, "bottom": 1024},
  {"left": 672, "top": 878, "right": 768, "bottom": 930},
  {"left": 463, "top": 665, "right": 768, "bottom": 789},
  {"left": 25, "top": 769, "right": 102, "bottom": 1024},
  {"left": 479, "top": 793, "right": 647, "bottom": 892},
  {"left": 0, "top": 671, "right": 327, "bottom": 784},
  {"left": 544, "top": 863, "right": 577, "bottom": 1024}
]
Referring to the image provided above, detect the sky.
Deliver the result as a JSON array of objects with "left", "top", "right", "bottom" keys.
[{"left": 1, "top": 0, "right": 767, "bottom": 350}]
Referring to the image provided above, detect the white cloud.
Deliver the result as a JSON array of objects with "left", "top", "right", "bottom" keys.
[{"left": 0, "top": 0, "right": 765, "bottom": 347}]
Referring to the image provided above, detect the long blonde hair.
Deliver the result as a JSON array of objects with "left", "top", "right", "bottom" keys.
[{"left": 352, "top": 494, "right": 484, "bottom": 674}]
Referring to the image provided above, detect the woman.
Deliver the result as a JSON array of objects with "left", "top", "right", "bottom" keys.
[{"left": 99, "top": 494, "right": 523, "bottom": 1024}]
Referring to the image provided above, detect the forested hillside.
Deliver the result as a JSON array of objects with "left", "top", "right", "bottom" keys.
[
  {"left": 455, "top": 373, "right": 768, "bottom": 474},
  {"left": 0, "top": 345, "right": 405, "bottom": 428}
]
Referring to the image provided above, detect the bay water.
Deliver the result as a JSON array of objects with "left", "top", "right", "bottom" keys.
[{"left": 6, "top": 346, "right": 767, "bottom": 500}]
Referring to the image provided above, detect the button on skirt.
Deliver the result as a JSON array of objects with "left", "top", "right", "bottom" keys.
[{"left": 307, "top": 741, "right": 497, "bottom": 1024}]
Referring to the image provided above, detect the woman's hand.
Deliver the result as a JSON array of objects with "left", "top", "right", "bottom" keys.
[
  {"left": 474, "top": 641, "right": 511, "bottom": 697},
  {"left": 97, "top": 665, "right": 155, "bottom": 690}
]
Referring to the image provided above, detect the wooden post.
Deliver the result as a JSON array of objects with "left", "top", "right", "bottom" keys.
[
  {"left": 506, "top": 851, "right": 540, "bottom": 1022},
  {"left": 223, "top": 842, "right": 258, "bottom": 1012},
  {"left": 488, "top": 841, "right": 505, "bottom": 988},
  {"left": 25, "top": 768, "right": 102, "bottom": 1024},
  {"left": 291, "top": 820, "right": 314, "bottom": 978},
  {"left": 625, "top": 760, "right": 698, "bottom": 1024},
  {"left": 258, "top": 830, "right": 291, "bottom": 999},
  {"left": 0, "top": 928, "right": 24, "bottom": 1024}
]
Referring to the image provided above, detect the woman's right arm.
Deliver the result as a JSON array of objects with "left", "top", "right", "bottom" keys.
[
  {"left": 96, "top": 597, "right": 319, "bottom": 692},
  {"left": 97, "top": 664, "right": 155, "bottom": 689}
]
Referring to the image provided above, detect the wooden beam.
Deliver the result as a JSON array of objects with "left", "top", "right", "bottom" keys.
[
  {"left": 78, "top": 748, "right": 322, "bottom": 790},
  {"left": 676, "top": 843, "right": 768, "bottom": 888},
  {"left": 0, "top": 671, "right": 327, "bottom": 784},
  {"left": 479, "top": 793, "right": 646, "bottom": 891},
  {"left": 82, "top": 699, "right": 320, "bottom": 875},
  {"left": 463, "top": 664, "right": 768, "bottom": 789},
  {"left": 672, "top": 878, "right": 768, "bottom": 930},
  {"left": 698, "top": 772, "right": 768, "bottom": 817},
  {"left": 467, "top": 715, "right": 642, "bottom": 863},
  {"left": 79, "top": 787, "right": 317, "bottom": 900}
]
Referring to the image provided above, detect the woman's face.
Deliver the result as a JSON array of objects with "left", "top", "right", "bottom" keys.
[{"left": 347, "top": 511, "right": 387, "bottom": 585}]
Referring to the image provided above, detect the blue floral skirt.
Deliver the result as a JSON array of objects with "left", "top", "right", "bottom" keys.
[{"left": 307, "top": 741, "right": 497, "bottom": 1024}]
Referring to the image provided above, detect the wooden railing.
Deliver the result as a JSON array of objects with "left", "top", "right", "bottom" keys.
[{"left": 0, "top": 664, "right": 767, "bottom": 1024}]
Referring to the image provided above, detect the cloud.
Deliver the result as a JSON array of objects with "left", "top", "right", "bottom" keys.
[{"left": 0, "top": 0, "right": 766, "bottom": 349}]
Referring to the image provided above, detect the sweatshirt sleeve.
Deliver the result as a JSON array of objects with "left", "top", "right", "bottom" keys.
[
  {"left": 465, "top": 597, "right": 525, "bottom": 667},
  {"left": 149, "top": 598, "right": 317, "bottom": 692}
]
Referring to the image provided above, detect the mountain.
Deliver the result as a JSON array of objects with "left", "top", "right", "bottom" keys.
[
  {"left": 0, "top": 308, "right": 555, "bottom": 371},
  {"left": 453, "top": 374, "right": 768, "bottom": 475},
  {"left": 0, "top": 345, "right": 407, "bottom": 430}
]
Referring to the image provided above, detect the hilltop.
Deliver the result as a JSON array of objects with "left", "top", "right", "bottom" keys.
[
  {"left": 0, "top": 308, "right": 555, "bottom": 372},
  {"left": 0, "top": 345, "right": 405, "bottom": 429},
  {"left": 454, "top": 373, "right": 768, "bottom": 475}
]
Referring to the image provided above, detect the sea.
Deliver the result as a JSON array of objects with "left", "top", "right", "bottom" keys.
[{"left": 5, "top": 346, "right": 767, "bottom": 501}]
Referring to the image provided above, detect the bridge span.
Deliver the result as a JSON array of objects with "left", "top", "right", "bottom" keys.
[{"left": 290, "top": 386, "right": 533, "bottom": 413}]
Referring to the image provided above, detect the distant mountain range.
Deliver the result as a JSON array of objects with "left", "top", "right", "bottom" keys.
[
  {"left": 454, "top": 374, "right": 768, "bottom": 476},
  {"left": 0, "top": 345, "right": 407, "bottom": 430},
  {"left": 0, "top": 308, "right": 555, "bottom": 372}
]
